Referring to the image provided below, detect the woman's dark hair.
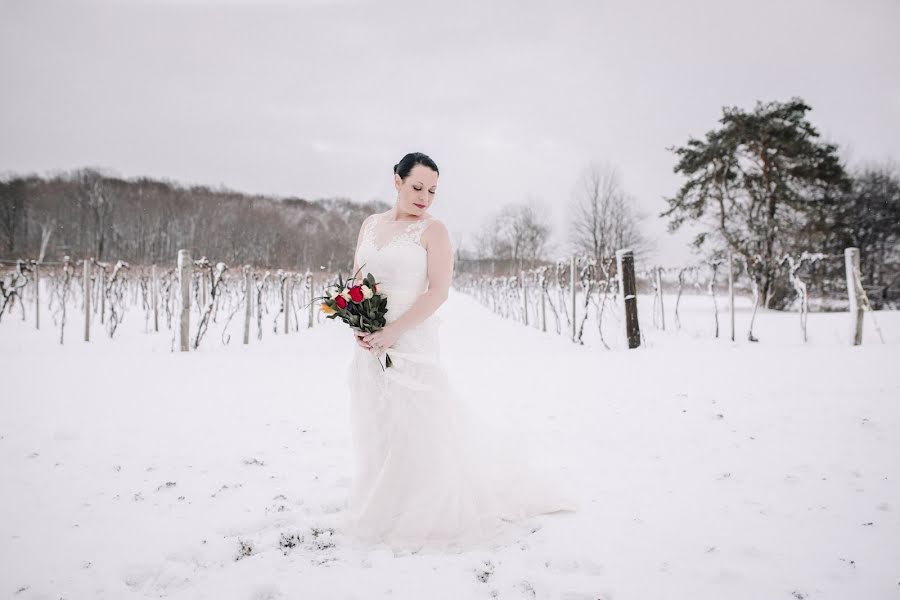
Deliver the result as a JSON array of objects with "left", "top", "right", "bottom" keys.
[{"left": 393, "top": 152, "right": 439, "bottom": 180}]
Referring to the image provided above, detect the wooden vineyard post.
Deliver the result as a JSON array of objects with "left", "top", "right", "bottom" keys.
[
  {"left": 728, "top": 252, "right": 735, "bottom": 342},
  {"left": 34, "top": 262, "right": 40, "bottom": 330},
  {"left": 284, "top": 275, "right": 291, "bottom": 334},
  {"left": 845, "top": 247, "right": 863, "bottom": 345},
  {"left": 151, "top": 264, "right": 159, "bottom": 332},
  {"left": 521, "top": 270, "right": 528, "bottom": 326},
  {"left": 655, "top": 266, "right": 665, "bottom": 331},
  {"left": 570, "top": 255, "right": 576, "bottom": 342},
  {"left": 99, "top": 267, "right": 105, "bottom": 324},
  {"left": 177, "top": 249, "right": 191, "bottom": 352},
  {"left": 616, "top": 249, "right": 641, "bottom": 349},
  {"left": 200, "top": 271, "right": 208, "bottom": 311},
  {"left": 540, "top": 277, "right": 546, "bottom": 333},
  {"left": 83, "top": 259, "right": 91, "bottom": 342},
  {"left": 307, "top": 273, "right": 314, "bottom": 328},
  {"left": 243, "top": 265, "right": 252, "bottom": 345}
]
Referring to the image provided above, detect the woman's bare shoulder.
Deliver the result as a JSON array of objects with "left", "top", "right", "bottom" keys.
[
  {"left": 421, "top": 216, "right": 449, "bottom": 244},
  {"left": 360, "top": 212, "right": 385, "bottom": 229},
  {"left": 421, "top": 212, "right": 444, "bottom": 225}
]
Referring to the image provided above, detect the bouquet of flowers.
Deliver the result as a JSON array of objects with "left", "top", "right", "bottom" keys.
[{"left": 314, "top": 265, "right": 393, "bottom": 369}]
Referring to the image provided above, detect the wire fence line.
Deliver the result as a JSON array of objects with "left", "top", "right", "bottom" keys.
[
  {"left": 453, "top": 247, "right": 888, "bottom": 348},
  {"left": 0, "top": 252, "right": 335, "bottom": 350},
  {"left": 1, "top": 246, "right": 892, "bottom": 350}
]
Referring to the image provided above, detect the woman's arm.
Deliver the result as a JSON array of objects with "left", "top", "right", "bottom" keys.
[{"left": 384, "top": 219, "right": 453, "bottom": 334}]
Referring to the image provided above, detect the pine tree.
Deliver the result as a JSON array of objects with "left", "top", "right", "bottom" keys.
[{"left": 660, "top": 97, "right": 849, "bottom": 308}]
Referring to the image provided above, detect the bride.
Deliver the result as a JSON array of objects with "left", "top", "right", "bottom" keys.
[{"left": 340, "top": 152, "right": 578, "bottom": 554}]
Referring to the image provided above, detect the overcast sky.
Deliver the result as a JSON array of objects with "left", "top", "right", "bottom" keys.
[{"left": 1, "top": 0, "right": 898, "bottom": 265}]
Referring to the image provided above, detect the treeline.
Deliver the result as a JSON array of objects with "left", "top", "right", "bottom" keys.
[{"left": 0, "top": 167, "right": 389, "bottom": 270}]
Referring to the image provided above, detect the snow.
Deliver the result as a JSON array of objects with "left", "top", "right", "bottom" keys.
[{"left": 1, "top": 287, "right": 898, "bottom": 599}]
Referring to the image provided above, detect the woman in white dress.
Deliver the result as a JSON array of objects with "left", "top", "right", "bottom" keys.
[{"left": 340, "top": 152, "right": 578, "bottom": 554}]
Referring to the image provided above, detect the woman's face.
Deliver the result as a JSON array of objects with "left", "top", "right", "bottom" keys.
[{"left": 394, "top": 164, "right": 438, "bottom": 217}]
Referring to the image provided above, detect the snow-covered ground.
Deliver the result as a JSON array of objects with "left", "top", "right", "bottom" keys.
[{"left": 1, "top": 288, "right": 898, "bottom": 599}]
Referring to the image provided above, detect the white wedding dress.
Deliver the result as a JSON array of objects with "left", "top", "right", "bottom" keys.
[{"left": 340, "top": 212, "right": 578, "bottom": 554}]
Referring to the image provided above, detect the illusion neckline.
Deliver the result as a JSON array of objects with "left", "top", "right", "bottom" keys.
[{"left": 370, "top": 212, "right": 433, "bottom": 252}]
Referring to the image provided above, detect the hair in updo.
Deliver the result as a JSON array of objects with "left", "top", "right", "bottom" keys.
[{"left": 393, "top": 152, "right": 439, "bottom": 181}]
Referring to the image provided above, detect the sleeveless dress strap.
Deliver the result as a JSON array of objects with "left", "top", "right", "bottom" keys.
[
  {"left": 362, "top": 213, "right": 381, "bottom": 249},
  {"left": 405, "top": 217, "right": 434, "bottom": 246}
]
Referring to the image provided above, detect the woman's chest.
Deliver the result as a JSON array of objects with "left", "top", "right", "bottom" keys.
[{"left": 356, "top": 240, "right": 428, "bottom": 285}]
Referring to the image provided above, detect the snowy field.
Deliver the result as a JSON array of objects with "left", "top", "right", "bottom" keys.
[{"left": 1, "top": 288, "right": 898, "bottom": 599}]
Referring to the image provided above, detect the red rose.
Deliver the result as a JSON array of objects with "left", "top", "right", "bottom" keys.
[
  {"left": 334, "top": 295, "right": 347, "bottom": 309},
  {"left": 348, "top": 286, "right": 364, "bottom": 303}
]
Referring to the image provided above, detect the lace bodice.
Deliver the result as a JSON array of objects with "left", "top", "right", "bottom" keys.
[{"left": 355, "top": 212, "right": 435, "bottom": 324}]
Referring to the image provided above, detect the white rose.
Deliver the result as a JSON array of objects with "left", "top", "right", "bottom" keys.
[
  {"left": 340, "top": 290, "right": 351, "bottom": 301},
  {"left": 361, "top": 284, "right": 373, "bottom": 300}
]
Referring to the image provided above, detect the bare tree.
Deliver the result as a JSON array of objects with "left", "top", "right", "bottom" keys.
[
  {"left": 0, "top": 179, "right": 26, "bottom": 254},
  {"left": 74, "top": 168, "right": 117, "bottom": 261},
  {"left": 475, "top": 199, "right": 552, "bottom": 271},
  {"left": 37, "top": 219, "right": 55, "bottom": 263},
  {"left": 515, "top": 198, "right": 553, "bottom": 264},
  {"left": 568, "top": 161, "right": 653, "bottom": 263}
]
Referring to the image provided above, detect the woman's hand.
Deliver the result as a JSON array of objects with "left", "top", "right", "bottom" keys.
[
  {"left": 362, "top": 324, "right": 402, "bottom": 356},
  {"left": 353, "top": 330, "right": 372, "bottom": 350}
]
